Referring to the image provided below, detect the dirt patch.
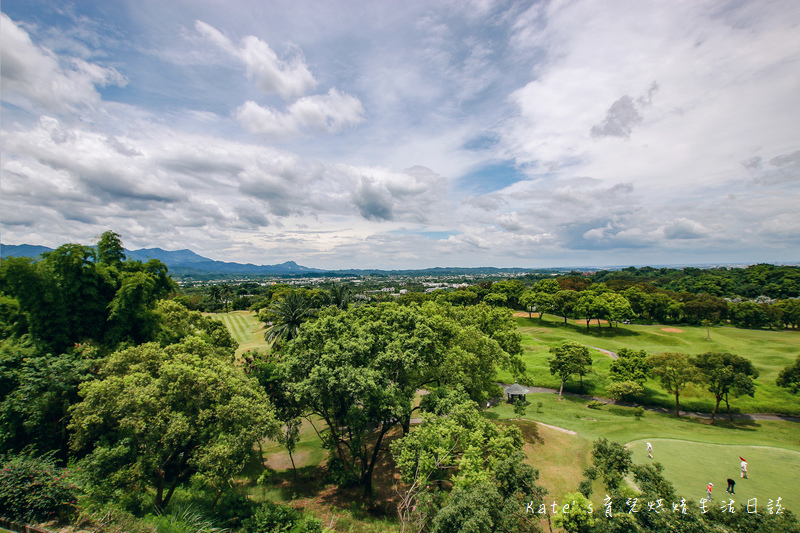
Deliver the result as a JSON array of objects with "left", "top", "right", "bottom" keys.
[
  {"left": 266, "top": 449, "right": 312, "bottom": 471},
  {"left": 574, "top": 318, "right": 608, "bottom": 325},
  {"left": 660, "top": 327, "right": 684, "bottom": 333}
]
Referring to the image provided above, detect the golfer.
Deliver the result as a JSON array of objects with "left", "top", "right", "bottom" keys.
[
  {"left": 726, "top": 478, "right": 735, "bottom": 494},
  {"left": 707, "top": 482, "right": 714, "bottom": 500},
  {"left": 740, "top": 458, "right": 748, "bottom": 479},
  {"left": 646, "top": 442, "right": 653, "bottom": 458}
]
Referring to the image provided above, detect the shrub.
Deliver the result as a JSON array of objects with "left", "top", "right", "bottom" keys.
[
  {"left": 0, "top": 453, "right": 79, "bottom": 523},
  {"left": 587, "top": 400, "right": 604, "bottom": 410},
  {"left": 606, "top": 381, "right": 645, "bottom": 401},
  {"left": 242, "top": 501, "right": 323, "bottom": 533},
  {"left": 147, "top": 504, "right": 228, "bottom": 533}
]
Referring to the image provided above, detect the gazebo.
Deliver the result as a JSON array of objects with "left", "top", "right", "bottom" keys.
[{"left": 504, "top": 382, "right": 530, "bottom": 403}]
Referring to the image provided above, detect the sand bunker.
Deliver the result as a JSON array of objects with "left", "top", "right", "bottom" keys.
[{"left": 660, "top": 327, "right": 684, "bottom": 333}]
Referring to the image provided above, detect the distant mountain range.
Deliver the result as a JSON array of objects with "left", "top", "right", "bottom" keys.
[
  {"left": 0, "top": 243, "right": 535, "bottom": 278},
  {"left": 0, "top": 243, "right": 324, "bottom": 277}
]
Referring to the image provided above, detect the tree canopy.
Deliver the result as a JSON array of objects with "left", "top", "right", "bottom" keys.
[
  {"left": 279, "top": 301, "right": 526, "bottom": 495},
  {"left": 69, "top": 336, "right": 279, "bottom": 509},
  {"left": 549, "top": 341, "right": 592, "bottom": 400},
  {"left": 691, "top": 351, "right": 759, "bottom": 423}
]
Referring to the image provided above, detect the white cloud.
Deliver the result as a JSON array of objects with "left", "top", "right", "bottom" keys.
[
  {"left": 663, "top": 218, "right": 709, "bottom": 240},
  {"left": 236, "top": 88, "right": 365, "bottom": 136},
  {"left": 195, "top": 20, "right": 316, "bottom": 100},
  {"left": 0, "top": 13, "right": 125, "bottom": 112}
]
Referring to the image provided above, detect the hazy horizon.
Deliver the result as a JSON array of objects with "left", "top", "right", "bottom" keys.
[{"left": 2, "top": 1, "right": 799, "bottom": 269}]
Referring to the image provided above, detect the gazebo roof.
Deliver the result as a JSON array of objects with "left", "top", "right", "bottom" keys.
[{"left": 504, "top": 383, "right": 531, "bottom": 395}]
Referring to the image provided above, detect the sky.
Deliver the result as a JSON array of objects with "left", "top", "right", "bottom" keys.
[{"left": 2, "top": 0, "right": 799, "bottom": 270}]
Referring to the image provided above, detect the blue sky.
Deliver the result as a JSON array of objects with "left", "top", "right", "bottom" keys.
[{"left": 2, "top": 0, "right": 799, "bottom": 269}]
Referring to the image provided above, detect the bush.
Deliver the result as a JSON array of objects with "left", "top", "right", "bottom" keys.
[
  {"left": 0, "top": 453, "right": 79, "bottom": 523},
  {"left": 242, "top": 502, "right": 323, "bottom": 533},
  {"left": 147, "top": 504, "right": 228, "bottom": 533},
  {"left": 587, "top": 400, "right": 604, "bottom": 410},
  {"left": 605, "top": 381, "right": 644, "bottom": 401}
]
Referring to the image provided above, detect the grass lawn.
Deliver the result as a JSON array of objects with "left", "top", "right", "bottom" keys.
[
  {"left": 498, "top": 314, "right": 800, "bottom": 416},
  {"left": 489, "top": 393, "right": 800, "bottom": 511},
  {"left": 627, "top": 438, "right": 800, "bottom": 513},
  {"left": 214, "top": 310, "right": 271, "bottom": 358}
]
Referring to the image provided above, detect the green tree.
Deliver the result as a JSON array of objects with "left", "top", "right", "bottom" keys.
[
  {"left": 0, "top": 237, "right": 173, "bottom": 352},
  {"left": 0, "top": 453, "right": 79, "bottom": 523},
  {"left": 581, "top": 438, "right": 633, "bottom": 493},
  {"left": 553, "top": 492, "right": 595, "bottom": 533},
  {"left": 691, "top": 352, "right": 759, "bottom": 423},
  {"left": 777, "top": 355, "right": 800, "bottom": 393},
  {"left": 261, "top": 290, "right": 314, "bottom": 347},
  {"left": 549, "top": 342, "right": 592, "bottom": 400},
  {"left": 729, "top": 301, "right": 769, "bottom": 329},
  {"left": 490, "top": 279, "right": 526, "bottom": 308},
  {"left": 609, "top": 348, "right": 650, "bottom": 386},
  {"left": 392, "top": 400, "right": 544, "bottom": 533},
  {"left": 623, "top": 286, "right": 651, "bottom": 319},
  {"left": 0, "top": 339, "right": 99, "bottom": 459},
  {"left": 445, "top": 289, "right": 478, "bottom": 306},
  {"left": 605, "top": 381, "right": 644, "bottom": 401},
  {"left": 576, "top": 291, "right": 607, "bottom": 329},
  {"left": 281, "top": 302, "right": 524, "bottom": 496},
  {"left": 155, "top": 300, "right": 237, "bottom": 358},
  {"left": 648, "top": 292, "right": 675, "bottom": 324},
  {"left": 552, "top": 289, "right": 580, "bottom": 324},
  {"left": 96, "top": 230, "right": 126, "bottom": 267},
  {"left": 647, "top": 352, "right": 697, "bottom": 417},
  {"left": 69, "top": 336, "right": 279, "bottom": 510},
  {"left": 521, "top": 291, "right": 554, "bottom": 322},
  {"left": 532, "top": 278, "right": 561, "bottom": 295},
  {"left": 326, "top": 283, "right": 353, "bottom": 310},
  {"left": 483, "top": 292, "right": 508, "bottom": 307},
  {"left": 599, "top": 292, "right": 634, "bottom": 327}
]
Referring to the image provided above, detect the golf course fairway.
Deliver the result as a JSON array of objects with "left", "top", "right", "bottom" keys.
[{"left": 627, "top": 439, "right": 800, "bottom": 513}]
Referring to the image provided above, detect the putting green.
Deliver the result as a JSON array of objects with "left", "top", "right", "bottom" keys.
[{"left": 627, "top": 439, "right": 800, "bottom": 513}]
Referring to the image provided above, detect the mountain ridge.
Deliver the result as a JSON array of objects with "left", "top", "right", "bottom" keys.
[{"left": 0, "top": 243, "right": 535, "bottom": 277}]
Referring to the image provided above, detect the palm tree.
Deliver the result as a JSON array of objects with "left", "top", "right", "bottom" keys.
[
  {"left": 327, "top": 283, "right": 352, "bottom": 310},
  {"left": 219, "top": 283, "right": 233, "bottom": 312},
  {"left": 263, "top": 291, "right": 314, "bottom": 346},
  {"left": 208, "top": 285, "right": 222, "bottom": 311}
]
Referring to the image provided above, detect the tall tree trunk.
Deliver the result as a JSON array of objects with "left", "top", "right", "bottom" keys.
[
  {"left": 155, "top": 473, "right": 166, "bottom": 511},
  {"left": 288, "top": 448, "right": 297, "bottom": 477},
  {"left": 711, "top": 396, "right": 721, "bottom": 424},
  {"left": 363, "top": 424, "right": 390, "bottom": 498},
  {"left": 558, "top": 380, "right": 565, "bottom": 401},
  {"left": 674, "top": 391, "right": 681, "bottom": 417},
  {"left": 211, "top": 487, "right": 224, "bottom": 509},
  {"left": 725, "top": 392, "right": 733, "bottom": 421}
]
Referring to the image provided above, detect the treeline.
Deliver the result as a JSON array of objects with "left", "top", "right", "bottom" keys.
[{"left": 184, "top": 263, "right": 800, "bottom": 330}]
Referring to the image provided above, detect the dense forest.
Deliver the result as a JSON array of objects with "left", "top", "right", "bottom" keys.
[{"left": 1, "top": 233, "right": 798, "bottom": 532}]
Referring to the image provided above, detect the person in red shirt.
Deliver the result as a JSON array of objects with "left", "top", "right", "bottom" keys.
[{"left": 706, "top": 482, "right": 714, "bottom": 500}]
